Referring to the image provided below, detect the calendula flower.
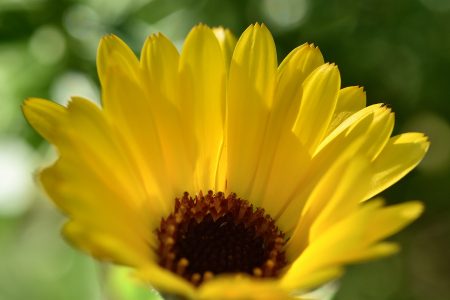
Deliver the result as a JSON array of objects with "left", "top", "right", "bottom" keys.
[{"left": 23, "top": 24, "right": 429, "bottom": 299}]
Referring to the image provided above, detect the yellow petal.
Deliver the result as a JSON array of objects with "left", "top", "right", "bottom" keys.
[
  {"left": 199, "top": 275, "right": 294, "bottom": 300},
  {"left": 366, "top": 133, "right": 430, "bottom": 199},
  {"left": 226, "top": 24, "right": 277, "bottom": 199},
  {"left": 280, "top": 267, "right": 344, "bottom": 293},
  {"left": 317, "top": 104, "right": 394, "bottom": 161},
  {"left": 273, "top": 43, "right": 325, "bottom": 137},
  {"left": 40, "top": 158, "right": 153, "bottom": 237},
  {"left": 24, "top": 97, "right": 159, "bottom": 266},
  {"left": 100, "top": 34, "right": 198, "bottom": 205},
  {"left": 101, "top": 66, "right": 180, "bottom": 214},
  {"left": 28, "top": 97, "right": 143, "bottom": 203},
  {"left": 230, "top": 24, "right": 277, "bottom": 107},
  {"left": 97, "top": 34, "right": 140, "bottom": 88},
  {"left": 292, "top": 64, "right": 341, "bottom": 154},
  {"left": 281, "top": 200, "right": 382, "bottom": 289},
  {"left": 326, "top": 86, "right": 366, "bottom": 134},
  {"left": 100, "top": 36, "right": 186, "bottom": 199},
  {"left": 282, "top": 199, "right": 422, "bottom": 292},
  {"left": 210, "top": 27, "right": 235, "bottom": 191},
  {"left": 247, "top": 44, "right": 322, "bottom": 209},
  {"left": 22, "top": 98, "right": 66, "bottom": 143},
  {"left": 256, "top": 131, "right": 310, "bottom": 219},
  {"left": 141, "top": 33, "right": 198, "bottom": 198},
  {"left": 141, "top": 32, "right": 180, "bottom": 106},
  {"left": 63, "top": 220, "right": 152, "bottom": 267},
  {"left": 363, "top": 107, "right": 395, "bottom": 160},
  {"left": 213, "top": 27, "right": 237, "bottom": 69},
  {"left": 275, "top": 112, "right": 374, "bottom": 234},
  {"left": 308, "top": 156, "right": 371, "bottom": 241},
  {"left": 363, "top": 201, "right": 424, "bottom": 244},
  {"left": 278, "top": 43, "right": 324, "bottom": 76},
  {"left": 136, "top": 264, "right": 197, "bottom": 299},
  {"left": 179, "top": 24, "right": 226, "bottom": 191},
  {"left": 281, "top": 243, "right": 396, "bottom": 292},
  {"left": 335, "top": 86, "right": 366, "bottom": 112},
  {"left": 317, "top": 104, "right": 381, "bottom": 153},
  {"left": 274, "top": 43, "right": 324, "bottom": 130},
  {"left": 285, "top": 155, "right": 371, "bottom": 260},
  {"left": 343, "top": 105, "right": 395, "bottom": 161},
  {"left": 341, "top": 242, "right": 400, "bottom": 262}
]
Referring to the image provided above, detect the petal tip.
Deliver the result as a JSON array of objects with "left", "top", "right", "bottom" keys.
[
  {"left": 22, "top": 97, "right": 33, "bottom": 111},
  {"left": 191, "top": 23, "right": 212, "bottom": 33},
  {"left": 403, "top": 201, "right": 425, "bottom": 220},
  {"left": 99, "top": 34, "right": 121, "bottom": 48},
  {"left": 321, "top": 63, "right": 339, "bottom": 73}
]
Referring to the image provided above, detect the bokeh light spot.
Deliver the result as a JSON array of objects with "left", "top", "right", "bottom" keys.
[
  {"left": 63, "top": 4, "right": 101, "bottom": 41},
  {"left": 262, "top": 0, "right": 309, "bottom": 31},
  {"left": 419, "top": 0, "right": 450, "bottom": 12},
  {"left": 29, "top": 25, "right": 66, "bottom": 65},
  {"left": 0, "top": 138, "right": 37, "bottom": 216}
]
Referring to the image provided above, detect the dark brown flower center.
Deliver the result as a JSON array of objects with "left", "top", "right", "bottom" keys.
[{"left": 156, "top": 191, "right": 287, "bottom": 286}]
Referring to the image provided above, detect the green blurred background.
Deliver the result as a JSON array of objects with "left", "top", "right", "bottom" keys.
[{"left": 0, "top": 0, "right": 449, "bottom": 299}]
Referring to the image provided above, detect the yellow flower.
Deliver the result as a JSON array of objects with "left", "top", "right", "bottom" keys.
[{"left": 23, "top": 24, "right": 429, "bottom": 299}]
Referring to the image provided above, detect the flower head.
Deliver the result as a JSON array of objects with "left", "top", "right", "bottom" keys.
[{"left": 23, "top": 24, "right": 429, "bottom": 299}]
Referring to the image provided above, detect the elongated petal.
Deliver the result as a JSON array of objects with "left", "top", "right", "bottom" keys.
[
  {"left": 179, "top": 25, "right": 226, "bottom": 191},
  {"left": 24, "top": 97, "right": 143, "bottom": 203},
  {"left": 278, "top": 43, "right": 324, "bottom": 75},
  {"left": 97, "top": 34, "right": 140, "bottom": 90},
  {"left": 280, "top": 267, "right": 344, "bottom": 293},
  {"left": 366, "top": 133, "right": 430, "bottom": 199},
  {"left": 226, "top": 24, "right": 277, "bottom": 199},
  {"left": 257, "top": 131, "right": 311, "bottom": 219},
  {"left": 326, "top": 86, "right": 366, "bottom": 134},
  {"left": 41, "top": 158, "right": 153, "bottom": 241},
  {"left": 343, "top": 106, "right": 395, "bottom": 161},
  {"left": 136, "top": 264, "right": 197, "bottom": 299},
  {"left": 281, "top": 201, "right": 381, "bottom": 291},
  {"left": 213, "top": 27, "right": 237, "bottom": 69},
  {"left": 317, "top": 104, "right": 394, "bottom": 161},
  {"left": 275, "top": 112, "right": 374, "bottom": 233},
  {"left": 341, "top": 242, "right": 400, "bottom": 261},
  {"left": 248, "top": 44, "right": 322, "bottom": 208},
  {"left": 335, "top": 86, "right": 366, "bottom": 112},
  {"left": 101, "top": 34, "right": 192, "bottom": 198},
  {"left": 275, "top": 108, "right": 393, "bottom": 233},
  {"left": 141, "top": 33, "right": 197, "bottom": 198},
  {"left": 273, "top": 44, "right": 325, "bottom": 137},
  {"left": 23, "top": 97, "right": 158, "bottom": 266},
  {"left": 102, "top": 66, "right": 185, "bottom": 213},
  {"left": 317, "top": 104, "right": 383, "bottom": 152},
  {"left": 141, "top": 33, "right": 180, "bottom": 106},
  {"left": 307, "top": 156, "right": 371, "bottom": 239},
  {"left": 292, "top": 64, "right": 341, "bottom": 154},
  {"left": 100, "top": 37, "right": 173, "bottom": 202},
  {"left": 63, "top": 220, "right": 152, "bottom": 267},
  {"left": 285, "top": 156, "right": 371, "bottom": 260},
  {"left": 199, "top": 276, "right": 294, "bottom": 300},
  {"left": 22, "top": 98, "right": 66, "bottom": 143},
  {"left": 363, "top": 201, "right": 424, "bottom": 244},
  {"left": 282, "top": 199, "right": 422, "bottom": 291}
]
